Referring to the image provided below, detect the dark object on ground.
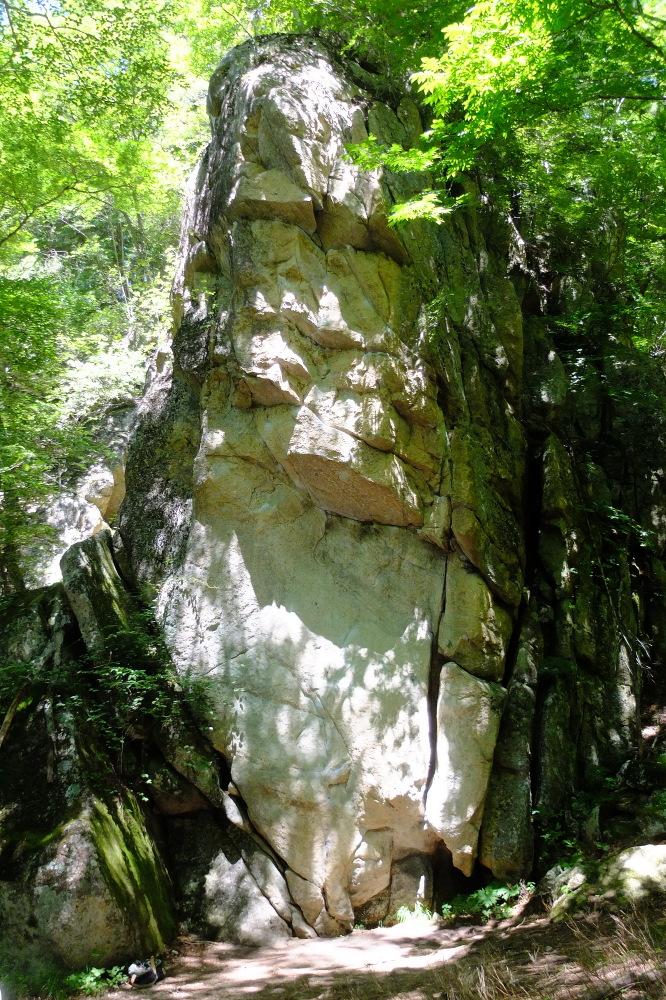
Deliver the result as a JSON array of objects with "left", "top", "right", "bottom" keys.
[{"left": 128, "top": 958, "right": 164, "bottom": 988}]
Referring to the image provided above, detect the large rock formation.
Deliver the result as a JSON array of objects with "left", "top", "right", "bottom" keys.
[
  {"left": 3, "top": 33, "right": 666, "bottom": 967},
  {"left": 118, "top": 36, "right": 523, "bottom": 934},
  {"left": 115, "top": 34, "right": 664, "bottom": 930}
]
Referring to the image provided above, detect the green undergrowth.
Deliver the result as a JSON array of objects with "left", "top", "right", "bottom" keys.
[
  {"left": 395, "top": 900, "right": 434, "bottom": 923},
  {"left": 59, "top": 966, "right": 127, "bottom": 997},
  {"left": 0, "top": 959, "right": 125, "bottom": 1000},
  {"left": 0, "top": 600, "right": 178, "bottom": 756},
  {"left": 392, "top": 882, "right": 535, "bottom": 928},
  {"left": 69, "top": 608, "right": 177, "bottom": 756},
  {"left": 442, "top": 881, "right": 535, "bottom": 924}
]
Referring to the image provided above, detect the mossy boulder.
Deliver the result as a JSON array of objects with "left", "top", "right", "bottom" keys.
[
  {"left": 0, "top": 678, "right": 176, "bottom": 975},
  {"left": 547, "top": 845, "right": 666, "bottom": 920}
]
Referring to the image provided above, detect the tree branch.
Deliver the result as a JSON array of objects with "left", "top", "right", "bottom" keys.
[
  {"left": 0, "top": 685, "right": 31, "bottom": 749},
  {"left": 607, "top": 0, "right": 666, "bottom": 62},
  {"left": 0, "top": 182, "right": 79, "bottom": 249}
]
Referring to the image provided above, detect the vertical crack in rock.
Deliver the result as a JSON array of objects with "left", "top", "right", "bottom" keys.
[
  {"left": 425, "top": 560, "right": 447, "bottom": 799},
  {"left": 474, "top": 438, "right": 544, "bottom": 878},
  {"left": 478, "top": 603, "right": 540, "bottom": 879}
]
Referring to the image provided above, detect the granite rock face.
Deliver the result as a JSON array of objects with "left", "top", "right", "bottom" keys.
[
  {"left": 114, "top": 35, "right": 662, "bottom": 933},
  {"left": 118, "top": 36, "right": 524, "bottom": 933}
]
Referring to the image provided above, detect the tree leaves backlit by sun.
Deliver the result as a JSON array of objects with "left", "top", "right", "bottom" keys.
[{"left": 2, "top": 0, "right": 666, "bottom": 592}]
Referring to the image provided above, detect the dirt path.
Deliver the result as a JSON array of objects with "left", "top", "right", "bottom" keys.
[
  {"left": 105, "top": 911, "right": 666, "bottom": 1000},
  {"left": 109, "top": 919, "right": 484, "bottom": 1000}
]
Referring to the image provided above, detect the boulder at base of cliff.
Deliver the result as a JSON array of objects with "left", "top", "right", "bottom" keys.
[
  {"left": 544, "top": 845, "right": 666, "bottom": 920},
  {"left": 168, "top": 811, "right": 297, "bottom": 945},
  {"left": 0, "top": 665, "right": 176, "bottom": 982}
]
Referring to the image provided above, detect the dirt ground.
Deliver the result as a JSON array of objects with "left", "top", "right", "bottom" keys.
[{"left": 104, "top": 907, "right": 666, "bottom": 1000}]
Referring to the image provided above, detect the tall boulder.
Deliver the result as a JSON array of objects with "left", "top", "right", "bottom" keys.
[
  {"left": 118, "top": 36, "right": 526, "bottom": 931},
  {"left": 0, "top": 588, "right": 177, "bottom": 979}
]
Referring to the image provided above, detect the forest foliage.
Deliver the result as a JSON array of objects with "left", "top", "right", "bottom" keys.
[{"left": 1, "top": 0, "right": 666, "bottom": 591}]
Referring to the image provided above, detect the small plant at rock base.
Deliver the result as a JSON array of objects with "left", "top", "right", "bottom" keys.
[
  {"left": 61, "top": 965, "right": 126, "bottom": 997},
  {"left": 0, "top": 962, "right": 127, "bottom": 999},
  {"left": 442, "top": 881, "right": 534, "bottom": 924},
  {"left": 395, "top": 900, "right": 434, "bottom": 922}
]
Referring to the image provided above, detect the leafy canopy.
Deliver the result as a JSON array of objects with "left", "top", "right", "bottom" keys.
[
  {"left": 0, "top": 0, "right": 205, "bottom": 592},
  {"left": 0, "top": 0, "right": 178, "bottom": 252},
  {"left": 0, "top": 276, "right": 95, "bottom": 589},
  {"left": 415, "top": 1, "right": 666, "bottom": 173},
  {"left": 351, "top": 1, "right": 666, "bottom": 356},
  {"left": 3, "top": 0, "right": 666, "bottom": 591}
]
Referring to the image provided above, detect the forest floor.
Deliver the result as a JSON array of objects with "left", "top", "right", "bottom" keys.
[{"left": 103, "top": 905, "right": 666, "bottom": 1000}]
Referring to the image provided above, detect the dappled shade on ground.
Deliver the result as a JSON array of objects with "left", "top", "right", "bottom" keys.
[{"left": 104, "top": 909, "right": 666, "bottom": 1000}]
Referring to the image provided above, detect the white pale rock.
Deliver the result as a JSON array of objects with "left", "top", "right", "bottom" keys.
[
  {"left": 349, "top": 829, "right": 393, "bottom": 907},
  {"left": 603, "top": 844, "right": 666, "bottom": 900},
  {"left": 425, "top": 663, "right": 506, "bottom": 875},
  {"left": 19, "top": 405, "right": 132, "bottom": 588},
  {"left": 21, "top": 495, "right": 106, "bottom": 588},
  {"left": 159, "top": 499, "right": 443, "bottom": 925},
  {"left": 203, "top": 851, "right": 292, "bottom": 945},
  {"left": 153, "top": 36, "right": 516, "bottom": 933},
  {"left": 228, "top": 164, "right": 317, "bottom": 232},
  {"left": 256, "top": 405, "right": 424, "bottom": 526},
  {"left": 285, "top": 870, "right": 325, "bottom": 926}
]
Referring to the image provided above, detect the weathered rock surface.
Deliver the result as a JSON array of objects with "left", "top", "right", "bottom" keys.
[
  {"left": 425, "top": 663, "right": 506, "bottom": 875},
  {"left": 121, "top": 36, "right": 463, "bottom": 934},
  {"left": 168, "top": 812, "right": 294, "bottom": 945},
  {"left": 546, "top": 845, "right": 666, "bottom": 920},
  {"left": 118, "top": 35, "right": 528, "bottom": 930},
  {"left": 113, "top": 35, "right": 664, "bottom": 932}
]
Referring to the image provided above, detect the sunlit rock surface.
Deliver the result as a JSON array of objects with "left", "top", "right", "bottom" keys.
[
  {"left": 546, "top": 845, "right": 666, "bottom": 919},
  {"left": 118, "top": 36, "right": 523, "bottom": 933},
  {"left": 425, "top": 663, "right": 506, "bottom": 876}
]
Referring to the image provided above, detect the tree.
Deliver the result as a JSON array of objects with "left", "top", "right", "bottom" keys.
[
  {"left": 414, "top": 1, "right": 666, "bottom": 173},
  {"left": 0, "top": 0, "right": 208, "bottom": 594},
  {"left": 0, "top": 276, "right": 89, "bottom": 590},
  {"left": 0, "top": 0, "right": 178, "bottom": 252},
  {"left": 345, "top": 0, "right": 666, "bottom": 351}
]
